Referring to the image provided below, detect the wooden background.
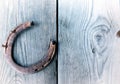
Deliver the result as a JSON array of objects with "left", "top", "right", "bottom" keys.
[
  {"left": 1, "top": 0, "right": 120, "bottom": 84},
  {"left": 0, "top": 0, "right": 57, "bottom": 84},
  {"left": 58, "top": 0, "right": 120, "bottom": 84}
]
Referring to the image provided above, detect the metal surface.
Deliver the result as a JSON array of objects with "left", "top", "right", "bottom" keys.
[{"left": 2, "top": 22, "right": 56, "bottom": 74}]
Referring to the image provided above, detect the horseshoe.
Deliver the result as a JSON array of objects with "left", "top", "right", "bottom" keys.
[{"left": 2, "top": 21, "right": 56, "bottom": 74}]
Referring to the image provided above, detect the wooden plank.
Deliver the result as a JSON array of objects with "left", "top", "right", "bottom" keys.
[
  {"left": 0, "top": 0, "right": 57, "bottom": 84},
  {"left": 58, "top": 0, "right": 120, "bottom": 84}
]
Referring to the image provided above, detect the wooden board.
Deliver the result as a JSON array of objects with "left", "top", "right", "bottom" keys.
[
  {"left": 58, "top": 0, "right": 120, "bottom": 84},
  {"left": 0, "top": 0, "right": 57, "bottom": 84}
]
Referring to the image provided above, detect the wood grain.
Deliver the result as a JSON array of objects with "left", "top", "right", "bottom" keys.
[
  {"left": 0, "top": 0, "right": 57, "bottom": 84},
  {"left": 58, "top": 0, "right": 120, "bottom": 84}
]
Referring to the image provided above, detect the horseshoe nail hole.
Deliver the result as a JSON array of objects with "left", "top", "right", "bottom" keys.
[
  {"left": 12, "top": 30, "right": 16, "bottom": 33},
  {"left": 116, "top": 30, "right": 120, "bottom": 37},
  {"left": 48, "top": 58, "right": 51, "bottom": 61},
  {"left": 35, "top": 69, "right": 38, "bottom": 72},
  {"left": 42, "top": 65, "right": 44, "bottom": 68}
]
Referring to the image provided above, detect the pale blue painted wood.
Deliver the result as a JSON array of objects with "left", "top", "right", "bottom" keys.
[
  {"left": 0, "top": 0, "right": 57, "bottom": 84},
  {"left": 58, "top": 0, "right": 120, "bottom": 84}
]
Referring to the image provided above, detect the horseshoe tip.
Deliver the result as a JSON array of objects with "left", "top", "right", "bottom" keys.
[
  {"left": 31, "top": 21, "right": 34, "bottom": 26},
  {"left": 25, "top": 21, "right": 34, "bottom": 27},
  {"left": 51, "top": 40, "right": 56, "bottom": 45}
]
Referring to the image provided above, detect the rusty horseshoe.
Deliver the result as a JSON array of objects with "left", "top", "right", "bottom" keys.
[{"left": 2, "top": 21, "right": 56, "bottom": 74}]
